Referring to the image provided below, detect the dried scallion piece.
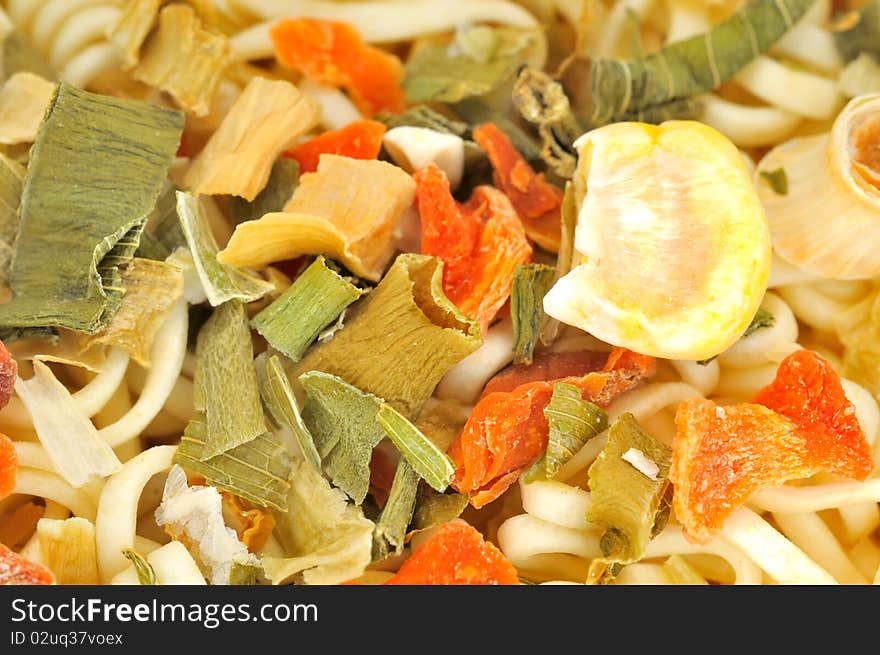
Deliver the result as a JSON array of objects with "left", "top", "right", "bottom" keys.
[
  {"left": 192, "top": 301, "right": 267, "bottom": 459},
  {"left": 834, "top": 0, "right": 880, "bottom": 63},
  {"left": 122, "top": 549, "right": 156, "bottom": 586},
  {"left": 585, "top": 413, "right": 672, "bottom": 584},
  {"left": 371, "top": 459, "right": 420, "bottom": 561},
  {"left": 0, "top": 83, "right": 183, "bottom": 333},
  {"left": 411, "top": 486, "right": 469, "bottom": 531},
  {"left": 375, "top": 403, "right": 455, "bottom": 492},
  {"left": 184, "top": 76, "right": 319, "bottom": 200},
  {"left": 299, "top": 371, "right": 387, "bottom": 504},
  {"left": 291, "top": 254, "right": 481, "bottom": 419},
  {"left": 219, "top": 155, "right": 416, "bottom": 282},
  {"left": 539, "top": 182, "right": 577, "bottom": 346},
  {"left": 511, "top": 264, "right": 555, "bottom": 365},
  {"left": 263, "top": 460, "right": 374, "bottom": 586},
  {"left": 251, "top": 256, "right": 364, "bottom": 362},
  {"left": 0, "top": 153, "right": 23, "bottom": 287},
  {"left": 256, "top": 353, "right": 321, "bottom": 474},
  {"left": 524, "top": 382, "right": 608, "bottom": 482},
  {"left": 77, "top": 258, "right": 183, "bottom": 366},
  {"left": 173, "top": 414, "right": 292, "bottom": 511},
  {"left": 227, "top": 159, "right": 299, "bottom": 226},
  {"left": 176, "top": 191, "right": 274, "bottom": 306},
  {"left": 132, "top": 4, "right": 231, "bottom": 117}
]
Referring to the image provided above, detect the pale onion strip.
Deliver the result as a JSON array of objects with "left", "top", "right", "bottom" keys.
[
  {"left": 751, "top": 479, "right": 880, "bottom": 513},
  {"left": 734, "top": 55, "right": 843, "bottom": 120},
  {"left": 664, "top": 0, "right": 710, "bottom": 44},
  {"left": 436, "top": 319, "right": 513, "bottom": 405},
  {"left": 148, "top": 541, "right": 207, "bottom": 585},
  {"left": 771, "top": 511, "right": 868, "bottom": 584},
  {"left": 644, "top": 526, "right": 763, "bottom": 585},
  {"left": 697, "top": 93, "right": 801, "bottom": 148},
  {"left": 670, "top": 358, "right": 719, "bottom": 396},
  {"left": 776, "top": 283, "right": 850, "bottom": 333},
  {"left": 13, "top": 467, "right": 97, "bottom": 521},
  {"left": 717, "top": 292, "right": 800, "bottom": 369},
  {"left": 719, "top": 507, "right": 837, "bottom": 584},
  {"left": 72, "top": 347, "right": 130, "bottom": 418},
  {"left": 298, "top": 78, "right": 363, "bottom": 131},
  {"left": 229, "top": 0, "right": 539, "bottom": 60},
  {"left": 520, "top": 479, "right": 592, "bottom": 530},
  {"left": 771, "top": 21, "right": 841, "bottom": 74},
  {"left": 95, "top": 445, "right": 176, "bottom": 582},
  {"left": 98, "top": 298, "right": 187, "bottom": 448}
]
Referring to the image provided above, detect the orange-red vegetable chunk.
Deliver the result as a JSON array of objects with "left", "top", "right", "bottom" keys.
[
  {"left": 0, "top": 543, "right": 54, "bottom": 585},
  {"left": 385, "top": 522, "right": 518, "bottom": 585},
  {"left": 286, "top": 120, "right": 386, "bottom": 173}
]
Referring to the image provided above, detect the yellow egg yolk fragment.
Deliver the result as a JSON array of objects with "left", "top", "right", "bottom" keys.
[{"left": 543, "top": 121, "right": 771, "bottom": 361}]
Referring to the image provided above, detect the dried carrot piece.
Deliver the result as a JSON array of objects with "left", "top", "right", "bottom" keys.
[
  {"left": 671, "top": 399, "right": 808, "bottom": 543},
  {"left": 483, "top": 351, "right": 608, "bottom": 396},
  {"left": 286, "top": 120, "right": 387, "bottom": 173},
  {"left": 415, "top": 165, "right": 532, "bottom": 333},
  {"left": 384, "top": 522, "right": 518, "bottom": 585},
  {"left": 0, "top": 339, "right": 16, "bottom": 410},
  {"left": 0, "top": 433, "right": 16, "bottom": 502},
  {"left": 671, "top": 350, "right": 875, "bottom": 543},
  {"left": 472, "top": 122, "right": 563, "bottom": 252},
  {"left": 752, "top": 349, "right": 874, "bottom": 480},
  {"left": 0, "top": 542, "right": 54, "bottom": 585},
  {"left": 270, "top": 19, "right": 405, "bottom": 115},
  {"left": 450, "top": 348, "right": 655, "bottom": 507}
]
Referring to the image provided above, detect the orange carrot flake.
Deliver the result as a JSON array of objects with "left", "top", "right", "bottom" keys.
[
  {"left": 450, "top": 348, "right": 655, "bottom": 507},
  {"left": 415, "top": 165, "right": 532, "bottom": 333},
  {"left": 286, "top": 120, "right": 387, "bottom": 173},
  {"left": 0, "top": 433, "right": 16, "bottom": 502},
  {"left": 671, "top": 350, "right": 875, "bottom": 544},
  {"left": 384, "top": 522, "right": 518, "bottom": 585},
  {"left": 0, "top": 543, "right": 54, "bottom": 585},
  {"left": 472, "top": 122, "right": 563, "bottom": 252},
  {"left": 752, "top": 349, "right": 874, "bottom": 480},
  {"left": 270, "top": 19, "right": 406, "bottom": 116}
]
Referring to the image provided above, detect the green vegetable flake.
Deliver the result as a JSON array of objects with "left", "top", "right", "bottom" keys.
[
  {"left": 122, "top": 549, "right": 156, "bottom": 585},
  {"left": 511, "top": 263, "right": 556, "bottom": 365},
  {"left": 585, "top": 413, "right": 671, "bottom": 584},
  {"left": 173, "top": 413, "right": 292, "bottom": 511},
  {"left": 176, "top": 191, "right": 274, "bottom": 307},
  {"left": 299, "top": 371, "right": 387, "bottom": 504},
  {"left": 227, "top": 159, "right": 299, "bottom": 225},
  {"left": 375, "top": 403, "right": 455, "bottom": 492},
  {"left": 525, "top": 382, "right": 608, "bottom": 482},
  {"left": 371, "top": 459, "right": 420, "bottom": 562},
  {"left": 193, "top": 301, "right": 267, "bottom": 459},
  {"left": 403, "top": 27, "right": 544, "bottom": 104},
  {"left": 0, "top": 83, "right": 183, "bottom": 333},
  {"left": 256, "top": 353, "right": 322, "bottom": 474},
  {"left": 263, "top": 459, "right": 374, "bottom": 585},
  {"left": 251, "top": 256, "right": 364, "bottom": 362},
  {"left": 291, "top": 254, "right": 481, "bottom": 420},
  {"left": 411, "top": 485, "right": 469, "bottom": 531},
  {"left": 0, "top": 153, "right": 24, "bottom": 286},
  {"left": 759, "top": 168, "right": 789, "bottom": 195}
]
